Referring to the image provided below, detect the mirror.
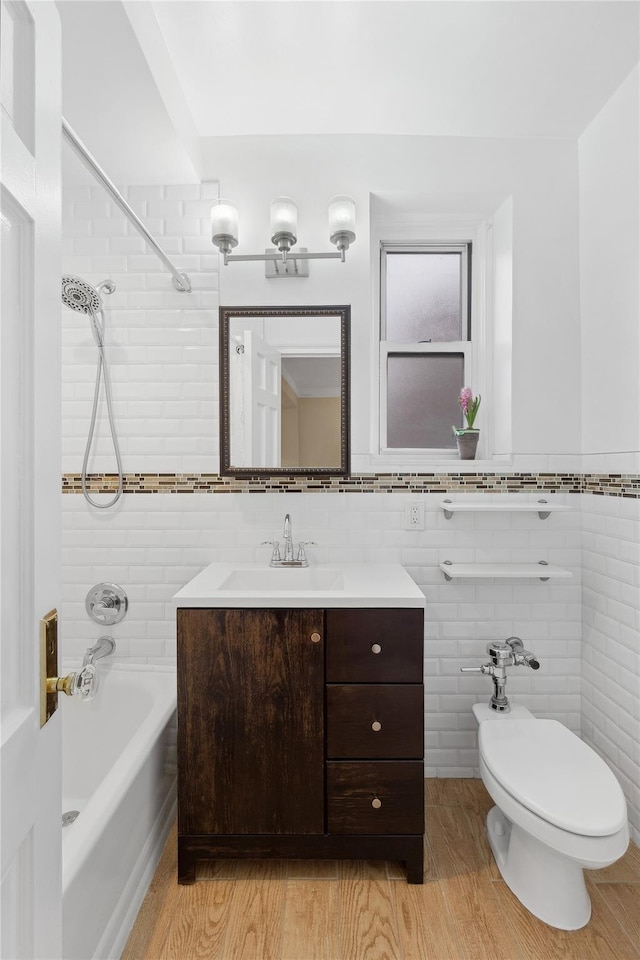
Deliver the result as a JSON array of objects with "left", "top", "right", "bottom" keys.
[{"left": 219, "top": 305, "right": 350, "bottom": 476}]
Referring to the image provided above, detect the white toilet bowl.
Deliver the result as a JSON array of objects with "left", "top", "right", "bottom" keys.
[{"left": 473, "top": 703, "right": 629, "bottom": 930}]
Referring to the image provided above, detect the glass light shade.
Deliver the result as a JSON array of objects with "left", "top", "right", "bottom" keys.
[
  {"left": 211, "top": 199, "right": 239, "bottom": 241},
  {"left": 328, "top": 195, "right": 356, "bottom": 241},
  {"left": 270, "top": 197, "right": 298, "bottom": 239}
]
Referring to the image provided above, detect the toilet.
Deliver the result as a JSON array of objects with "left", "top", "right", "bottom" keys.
[{"left": 473, "top": 703, "right": 629, "bottom": 930}]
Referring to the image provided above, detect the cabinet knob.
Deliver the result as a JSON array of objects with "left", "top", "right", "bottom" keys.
[
  {"left": 371, "top": 721, "right": 382, "bottom": 732},
  {"left": 371, "top": 797, "right": 382, "bottom": 810},
  {"left": 310, "top": 632, "right": 321, "bottom": 643},
  {"left": 371, "top": 643, "right": 382, "bottom": 655}
]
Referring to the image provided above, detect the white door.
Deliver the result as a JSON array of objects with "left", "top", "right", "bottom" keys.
[
  {"left": 243, "top": 330, "right": 281, "bottom": 468},
  {"left": 1, "top": 3, "right": 62, "bottom": 958}
]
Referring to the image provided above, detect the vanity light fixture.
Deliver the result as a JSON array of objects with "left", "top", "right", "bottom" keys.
[{"left": 211, "top": 195, "right": 356, "bottom": 273}]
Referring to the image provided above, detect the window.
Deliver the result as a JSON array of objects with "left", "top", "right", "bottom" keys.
[{"left": 380, "top": 243, "right": 472, "bottom": 453}]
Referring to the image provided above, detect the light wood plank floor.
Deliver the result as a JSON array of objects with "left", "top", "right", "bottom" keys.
[{"left": 123, "top": 780, "right": 640, "bottom": 960}]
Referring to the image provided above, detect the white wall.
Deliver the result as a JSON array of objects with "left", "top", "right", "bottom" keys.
[
  {"left": 579, "top": 65, "right": 640, "bottom": 470},
  {"left": 491, "top": 196, "right": 514, "bottom": 458},
  {"left": 577, "top": 67, "right": 640, "bottom": 845},
  {"left": 201, "top": 134, "right": 581, "bottom": 467}
]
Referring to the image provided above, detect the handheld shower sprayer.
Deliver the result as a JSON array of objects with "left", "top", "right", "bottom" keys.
[
  {"left": 61, "top": 275, "right": 115, "bottom": 346},
  {"left": 61, "top": 276, "right": 123, "bottom": 509}
]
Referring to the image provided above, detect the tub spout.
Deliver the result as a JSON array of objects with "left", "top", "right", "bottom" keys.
[{"left": 83, "top": 635, "right": 115, "bottom": 667}]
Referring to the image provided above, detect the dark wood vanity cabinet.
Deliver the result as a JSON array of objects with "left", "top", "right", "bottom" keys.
[{"left": 177, "top": 606, "right": 424, "bottom": 884}]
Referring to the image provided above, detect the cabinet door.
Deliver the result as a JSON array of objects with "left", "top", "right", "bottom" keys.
[{"left": 178, "top": 608, "right": 325, "bottom": 836}]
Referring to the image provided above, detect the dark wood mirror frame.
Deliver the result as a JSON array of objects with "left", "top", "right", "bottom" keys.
[{"left": 219, "top": 305, "right": 350, "bottom": 477}]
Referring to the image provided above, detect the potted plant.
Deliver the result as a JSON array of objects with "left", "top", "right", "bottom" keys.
[{"left": 453, "top": 387, "right": 481, "bottom": 460}]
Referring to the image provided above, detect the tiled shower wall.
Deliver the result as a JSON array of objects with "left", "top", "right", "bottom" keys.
[
  {"left": 61, "top": 183, "right": 638, "bottom": 844},
  {"left": 62, "top": 183, "right": 219, "bottom": 474}
]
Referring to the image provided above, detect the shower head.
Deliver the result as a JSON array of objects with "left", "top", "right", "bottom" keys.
[
  {"left": 61, "top": 275, "right": 116, "bottom": 315},
  {"left": 62, "top": 275, "right": 116, "bottom": 348},
  {"left": 61, "top": 275, "right": 103, "bottom": 315}
]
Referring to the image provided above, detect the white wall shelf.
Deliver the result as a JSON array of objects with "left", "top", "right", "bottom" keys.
[
  {"left": 440, "top": 498, "right": 571, "bottom": 520},
  {"left": 440, "top": 561, "right": 573, "bottom": 582}
]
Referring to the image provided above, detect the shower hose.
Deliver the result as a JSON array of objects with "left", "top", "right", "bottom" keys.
[{"left": 82, "top": 307, "right": 123, "bottom": 509}]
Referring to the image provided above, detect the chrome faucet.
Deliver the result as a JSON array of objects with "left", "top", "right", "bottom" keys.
[
  {"left": 83, "top": 635, "right": 116, "bottom": 667},
  {"left": 282, "top": 513, "right": 294, "bottom": 562},
  {"left": 460, "top": 637, "right": 540, "bottom": 713},
  {"left": 262, "top": 514, "right": 317, "bottom": 567}
]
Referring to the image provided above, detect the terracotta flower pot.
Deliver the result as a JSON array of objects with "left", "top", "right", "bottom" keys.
[{"left": 454, "top": 429, "right": 480, "bottom": 460}]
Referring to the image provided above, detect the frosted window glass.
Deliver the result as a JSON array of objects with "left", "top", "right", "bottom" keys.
[
  {"left": 386, "top": 253, "right": 462, "bottom": 342},
  {"left": 387, "top": 354, "right": 464, "bottom": 448}
]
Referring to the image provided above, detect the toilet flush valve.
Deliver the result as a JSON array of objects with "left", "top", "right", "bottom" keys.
[
  {"left": 460, "top": 637, "right": 541, "bottom": 713},
  {"left": 505, "top": 636, "right": 540, "bottom": 670}
]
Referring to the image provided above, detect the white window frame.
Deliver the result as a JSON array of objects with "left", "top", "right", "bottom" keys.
[{"left": 379, "top": 241, "right": 474, "bottom": 458}]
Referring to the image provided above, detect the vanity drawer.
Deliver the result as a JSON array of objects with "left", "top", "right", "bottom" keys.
[
  {"left": 327, "top": 761, "right": 424, "bottom": 835},
  {"left": 326, "top": 685, "right": 423, "bottom": 759},
  {"left": 325, "top": 609, "right": 423, "bottom": 683}
]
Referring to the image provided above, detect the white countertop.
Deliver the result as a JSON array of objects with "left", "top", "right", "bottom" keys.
[{"left": 172, "top": 562, "right": 426, "bottom": 609}]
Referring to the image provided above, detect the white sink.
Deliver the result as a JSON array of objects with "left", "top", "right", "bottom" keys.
[
  {"left": 219, "top": 568, "right": 344, "bottom": 592},
  {"left": 173, "top": 562, "right": 425, "bottom": 609}
]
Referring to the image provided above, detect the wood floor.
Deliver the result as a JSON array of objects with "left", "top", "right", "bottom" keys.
[{"left": 123, "top": 780, "right": 640, "bottom": 960}]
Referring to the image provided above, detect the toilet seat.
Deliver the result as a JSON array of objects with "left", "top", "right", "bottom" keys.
[{"left": 478, "top": 719, "right": 627, "bottom": 837}]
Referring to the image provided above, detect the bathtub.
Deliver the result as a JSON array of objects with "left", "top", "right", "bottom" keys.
[{"left": 62, "top": 663, "right": 177, "bottom": 960}]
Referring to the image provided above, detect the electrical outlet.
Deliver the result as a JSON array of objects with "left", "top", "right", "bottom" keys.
[{"left": 404, "top": 501, "right": 425, "bottom": 530}]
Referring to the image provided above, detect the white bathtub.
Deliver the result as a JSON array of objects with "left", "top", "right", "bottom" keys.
[{"left": 62, "top": 664, "right": 177, "bottom": 960}]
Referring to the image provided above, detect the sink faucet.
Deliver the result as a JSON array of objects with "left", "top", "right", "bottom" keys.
[
  {"left": 282, "top": 513, "right": 294, "bottom": 561},
  {"left": 83, "top": 635, "right": 116, "bottom": 667},
  {"left": 262, "top": 514, "right": 316, "bottom": 567}
]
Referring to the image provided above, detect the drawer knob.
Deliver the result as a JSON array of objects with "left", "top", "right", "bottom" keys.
[
  {"left": 371, "top": 643, "right": 382, "bottom": 655},
  {"left": 310, "top": 632, "right": 321, "bottom": 643},
  {"left": 371, "top": 721, "right": 382, "bottom": 732},
  {"left": 371, "top": 797, "right": 382, "bottom": 810}
]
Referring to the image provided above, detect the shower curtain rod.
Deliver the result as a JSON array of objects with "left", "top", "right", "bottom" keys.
[{"left": 62, "top": 118, "right": 192, "bottom": 293}]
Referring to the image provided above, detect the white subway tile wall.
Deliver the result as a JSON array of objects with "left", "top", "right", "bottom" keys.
[
  {"left": 62, "top": 183, "right": 220, "bottom": 474},
  {"left": 60, "top": 491, "right": 582, "bottom": 778},
  {"left": 581, "top": 493, "right": 640, "bottom": 845},
  {"left": 61, "top": 184, "right": 638, "bottom": 845}
]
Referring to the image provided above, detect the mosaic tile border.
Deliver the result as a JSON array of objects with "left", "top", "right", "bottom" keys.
[{"left": 62, "top": 472, "right": 640, "bottom": 497}]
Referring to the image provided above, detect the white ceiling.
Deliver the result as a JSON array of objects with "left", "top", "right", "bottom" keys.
[
  {"left": 282, "top": 356, "right": 341, "bottom": 398},
  {"left": 152, "top": 0, "right": 639, "bottom": 139},
  {"left": 57, "top": 1, "right": 640, "bottom": 183}
]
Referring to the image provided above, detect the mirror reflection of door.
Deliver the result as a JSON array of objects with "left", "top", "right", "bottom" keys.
[
  {"left": 230, "top": 331, "right": 282, "bottom": 468},
  {"left": 222, "top": 308, "right": 348, "bottom": 475},
  {"left": 281, "top": 356, "right": 341, "bottom": 468}
]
